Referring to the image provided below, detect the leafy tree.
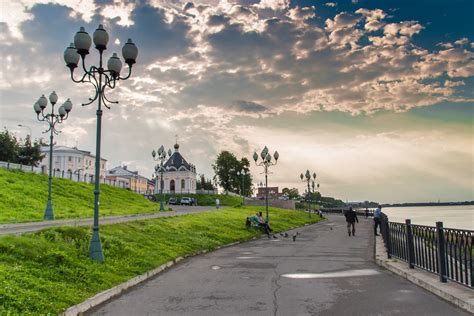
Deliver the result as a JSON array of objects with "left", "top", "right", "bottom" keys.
[
  {"left": 212, "top": 151, "right": 253, "bottom": 195},
  {"left": 0, "top": 128, "right": 44, "bottom": 166},
  {"left": 197, "top": 174, "right": 215, "bottom": 191},
  {"left": 0, "top": 128, "right": 19, "bottom": 162},
  {"left": 281, "top": 187, "right": 300, "bottom": 199},
  {"left": 18, "top": 135, "right": 44, "bottom": 166}
]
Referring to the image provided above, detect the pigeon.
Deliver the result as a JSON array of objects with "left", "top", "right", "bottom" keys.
[
  {"left": 284, "top": 233, "right": 289, "bottom": 238},
  {"left": 273, "top": 235, "right": 278, "bottom": 239},
  {"left": 292, "top": 233, "right": 297, "bottom": 242}
]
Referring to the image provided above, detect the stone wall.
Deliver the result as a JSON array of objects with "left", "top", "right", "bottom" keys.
[{"left": 245, "top": 199, "right": 296, "bottom": 210}]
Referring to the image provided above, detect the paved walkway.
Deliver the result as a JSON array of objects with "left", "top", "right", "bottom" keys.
[
  {"left": 89, "top": 215, "right": 468, "bottom": 316},
  {"left": 0, "top": 206, "right": 222, "bottom": 236}
]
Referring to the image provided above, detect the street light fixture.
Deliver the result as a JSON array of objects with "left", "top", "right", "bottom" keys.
[
  {"left": 300, "top": 170, "right": 317, "bottom": 217},
  {"left": 34, "top": 91, "right": 73, "bottom": 220},
  {"left": 17, "top": 124, "right": 32, "bottom": 137},
  {"left": 64, "top": 24, "right": 138, "bottom": 262},
  {"left": 237, "top": 169, "right": 248, "bottom": 206},
  {"left": 253, "top": 146, "right": 279, "bottom": 223},
  {"left": 152, "top": 145, "right": 169, "bottom": 211}
]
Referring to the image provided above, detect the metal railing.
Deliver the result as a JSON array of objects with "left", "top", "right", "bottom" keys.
[{"left": 380, "top": 213, "right": 473, "bottom": 288}]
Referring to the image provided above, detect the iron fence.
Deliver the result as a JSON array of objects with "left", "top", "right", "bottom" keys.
[{"left": 380, "top": 212, "right": 473, "bottom": 288}]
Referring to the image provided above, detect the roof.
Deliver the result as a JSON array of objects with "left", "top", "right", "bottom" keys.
[
  {"left": 40, "top": 145, "right": 107, "bottom": 161},
  {"left": 162, "top": 143, "right": 196, "bottom": 173},
  {"left": 107, "top": 166, "right": 147, "bottom": 179}
]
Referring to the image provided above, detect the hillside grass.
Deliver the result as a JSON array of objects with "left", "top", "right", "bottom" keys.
[
  {"left": 0, "top": 168, "right": 158, "bottom": 224},
  {"left": 161, "top": 193, "right": 243, "bottom": 206},
  {"left": 0, "top": 206, "right": 321, "bottom": 315}
]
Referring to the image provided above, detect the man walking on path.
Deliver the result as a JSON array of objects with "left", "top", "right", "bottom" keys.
[
  {"left": 374, "top": 205, "right": 382, "bottom": 236},
  {"left": 344, "top": 207, "right": 359, "bottom": 236}
]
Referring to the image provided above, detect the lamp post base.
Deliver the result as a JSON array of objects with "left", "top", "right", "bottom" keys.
[
  {"left": 89, "top": 227, "right": 104, "bottom": 262},
  {"left": 44, "top": 200, "right": 54, "bottom": 220},
  {"left": 159, "top": 199, "right": 165, "bottom": 211}
]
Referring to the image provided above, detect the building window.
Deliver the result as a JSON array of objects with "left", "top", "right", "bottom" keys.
[
  {"left": 170, "top": 180, "right": 175, "bottom": 192},
  {"left": 181, "top": 179, "right": 185, "bottom": 190},
  {"left": 68, "top": 157, "right": 72, "bottom": 162}
]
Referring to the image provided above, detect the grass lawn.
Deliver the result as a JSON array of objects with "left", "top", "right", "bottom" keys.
[
  {"left": 0, "top": 206, "right": 322, "bottom": 315},
  {"left": 0, "top": 168, "right": 158, "bottom": 224}
]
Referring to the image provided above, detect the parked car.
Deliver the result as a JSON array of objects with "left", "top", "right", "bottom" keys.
[
  {"left": 180, "top": 197, "right": 194, "bottom": 206},
  {"left": 168, "top": 197, "right": 179, "bottom": 205}
]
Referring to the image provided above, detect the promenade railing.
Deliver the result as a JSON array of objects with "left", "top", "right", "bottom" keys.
[
  {"left": 322, "top": 208, "right": 473, "bottom": 288},
  {"left": 380, "top": 213, "right": 473, "bottom": 288}
]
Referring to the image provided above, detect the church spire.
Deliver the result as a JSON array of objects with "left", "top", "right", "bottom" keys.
[{"left": 174, "top": 134, "right": 179, "bottom": 152}]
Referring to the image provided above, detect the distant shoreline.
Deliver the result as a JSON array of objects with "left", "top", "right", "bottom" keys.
[{"left": 381, "top": 202, "right": 474, "bottom": 208}]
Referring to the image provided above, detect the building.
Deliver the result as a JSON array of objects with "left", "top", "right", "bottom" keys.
[
  {"left": 157, "top": 142, "right": 197, "bottom": 194},
  {"left": 256, "top": 186, "right": 280, "bottom": 199},
  {"left": 106, "top": 165, "right": 148, "bottom": 193},
  {"left": 39, "top": 145, "right": 107, "bottom": 178}
]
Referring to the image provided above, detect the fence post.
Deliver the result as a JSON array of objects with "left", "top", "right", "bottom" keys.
[
  {"left": 436, "top": 221, "right": 447, "bottom": 283},
  {"left": 406, "top": 219, "right": 415, "bottom": 269},
  {"left": 384, "top": 219, "right": 392, "bottom": 259}
]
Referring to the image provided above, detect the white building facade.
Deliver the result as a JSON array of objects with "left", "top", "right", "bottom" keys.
[
  {"left": 158, "top": 143, "right": 197, "bottom": 194},
  {"left": 39, "top": 145, "right": 107, "bottom": 178}
]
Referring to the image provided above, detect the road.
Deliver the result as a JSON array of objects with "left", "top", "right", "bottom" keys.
[
  {"left": 89, "top": 215, "right": 467, "bottom": 316},
  {"left": 0, "top": 206, "right": 222, "bottom": 236}
]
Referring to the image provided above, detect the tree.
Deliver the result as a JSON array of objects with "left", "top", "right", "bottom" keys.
[
  {"left": 0, "top": 128, "right": 19, "bottom": 162},
  {"left": 0, "top": 128, "right": 44, "bottom": 166},
  {"left": 18, "top": 135, "right": 44, "bottom": 166},
  {"left": 282, "top": 187, "right": 300, "bottom": 199},
  {"left": 212, "top": 151, "right": 253, "bottom": 195},
  {"left": 197, "top": 174, "right": 215, "bottom": 191}
]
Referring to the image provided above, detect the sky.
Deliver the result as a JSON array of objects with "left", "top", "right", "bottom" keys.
[{"left": 0, "top": 0, "right": 473, "bottom": 203}]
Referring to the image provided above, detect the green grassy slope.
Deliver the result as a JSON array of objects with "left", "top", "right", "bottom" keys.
[
  {"left": 0, "top": 206, "right": 321, "bottom": 314},
  {"left": 0, "top": 168, "right": 158, "bottom": 223}
]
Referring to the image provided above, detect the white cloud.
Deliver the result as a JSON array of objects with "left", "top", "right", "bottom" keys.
[
  {"left": 253, "top": 0, "right": 290, "bottom": 11},
  {"left": 325, "top": 2, "right": 337, "bottom": 8}
]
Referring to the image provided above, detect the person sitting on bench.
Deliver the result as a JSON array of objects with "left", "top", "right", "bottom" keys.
[{"left": 257, "top": 211, "right": 272, "bottom": 235}]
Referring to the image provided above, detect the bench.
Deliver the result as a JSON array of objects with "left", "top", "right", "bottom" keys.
[{"left": 246, "top": 216, "right": 264, "bottom": 230}]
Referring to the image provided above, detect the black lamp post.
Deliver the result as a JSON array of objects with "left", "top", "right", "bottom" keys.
[
  {"left": 152, "top": 145, "right": 169, "bottom": 211},
  {"left": 34, "top": 92, "right": 73, "bottom": 220},
  {"left": 64, "top": 24, "right": 138, "bottom": 262},
  {"left": 300, "top": 170, "right": 317, "bottom": 217},
  {"left": 253, "top": 146, "right": 279, "bottom": 223},
  {"left": 237, "top": 169, "right": 248, "bottom": 206}
]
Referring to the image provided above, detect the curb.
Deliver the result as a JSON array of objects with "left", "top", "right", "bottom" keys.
[
  {"left": 63, "top": 236, "right": 265, "bottom": 315},
  {"left": 63, "top": 221, "right": 322, "bottom": 315},
  {"left": 374, "top": 236, "right": 474, "bottom": 314}
]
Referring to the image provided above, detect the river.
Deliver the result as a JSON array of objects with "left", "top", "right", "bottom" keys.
[{"left": 382, "top": 205, "right": 474, "bottom": 230}]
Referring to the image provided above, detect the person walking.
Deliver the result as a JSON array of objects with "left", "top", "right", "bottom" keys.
[
  {"left": 344, "top": 207, "right": 359, "bottom": 236},
  {"left": 365, "top": 208, "right": 369, "bottom": 219},
  {"left": 373, "top": 205, "right": 382, "bottom": 236},
  {"left": 216, "top": 198, "right": 220, "bottom": 209}
]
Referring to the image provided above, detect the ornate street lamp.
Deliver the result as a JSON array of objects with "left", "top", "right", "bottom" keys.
[
  {"left": 300, "top": 170, "right": 317, "bottom": 217},
  {"left": 253, "top": 146, "right": 279, "bottom": 223},
  {"left": 64, "top": 24, "right": 138, "bottom": 262},
  {"left": 34, "top": 91, "right": 73, "bottom": 220},
  {"left": 152, "top": 145, "right": 169, "bottom": 211},
  {"left": 237, "top": 169, "right": 248, "bottom": 206}
]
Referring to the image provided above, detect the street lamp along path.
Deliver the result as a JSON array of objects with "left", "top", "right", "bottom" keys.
[
  {"left": 253, "top": 146, "right": 279, "bottom": 224},
  {"left": 64, "top": 24, "right": 138, "bottom": 262},
  {"left": 152, "top": 145, "right": 170, "bottom": 211},
  {"left": 34, "top": 91, "right": 73, "bottom": 220},
  {"left": 300, "top": 170, "right": 319, "bottom": 217}
]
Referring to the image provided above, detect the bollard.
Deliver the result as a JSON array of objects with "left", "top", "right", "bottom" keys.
[
  {"left": 406, "top": 219, "right": 415, "bottom": 269},
  {"left": 436, "top": 222, "right": 447, "bottom": 283}
]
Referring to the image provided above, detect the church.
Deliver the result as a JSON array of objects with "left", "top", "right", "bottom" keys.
[{"left": 158, "top": 142, "right": 197, "bottom": 194}]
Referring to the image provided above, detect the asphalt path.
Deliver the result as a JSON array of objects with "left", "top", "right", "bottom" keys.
[
  {"left": 0, "top": 206, "right": 222, "bottom": 236},
  {"left": 89, "top": 215, "right": 467, "bottom": 316}
]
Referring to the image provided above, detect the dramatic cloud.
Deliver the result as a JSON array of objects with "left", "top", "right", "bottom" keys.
[{"left": 0, "top": 0, "right": 473, "bottom": 202}]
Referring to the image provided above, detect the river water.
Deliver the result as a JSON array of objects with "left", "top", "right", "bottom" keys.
[{"left": 382, "top": 205, "right": 474, "bottom": 230}]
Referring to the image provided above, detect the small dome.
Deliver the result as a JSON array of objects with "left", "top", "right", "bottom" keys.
[{"left": 174, "top": 143, "right": 179, "bottom": 150}]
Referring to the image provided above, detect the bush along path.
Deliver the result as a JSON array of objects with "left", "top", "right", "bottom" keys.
[{"left": 0, "top": 206, "right": 322, "bottom": 315}]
